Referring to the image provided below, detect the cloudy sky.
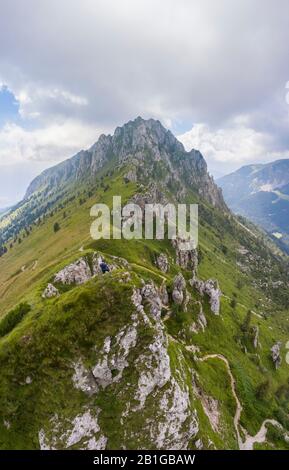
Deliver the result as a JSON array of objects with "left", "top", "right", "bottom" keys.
[{"left": 1, "top": 0, "right": 289, "bottom": 206}]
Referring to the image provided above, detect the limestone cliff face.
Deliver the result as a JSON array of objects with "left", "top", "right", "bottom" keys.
[
  {"left": 36, "top": 250, "right": 225, "bottom": 450},
  {"left": 24, "top": 117, "right": 226, "bottom": 210},
  {"left": 38, "top": 275, "right": 199, "bottom": 450}
]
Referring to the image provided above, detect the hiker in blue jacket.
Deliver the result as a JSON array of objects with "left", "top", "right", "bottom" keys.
[{"left": 100, "top": 260, "right": 110, "bottom": 274}]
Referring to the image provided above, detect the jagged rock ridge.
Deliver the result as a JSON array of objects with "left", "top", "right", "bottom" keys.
[{"left": 25, "top": 117, "right": 226, "bottom": 210}]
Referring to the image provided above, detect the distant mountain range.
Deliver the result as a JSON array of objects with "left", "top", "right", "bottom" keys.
[{"left": 218, "top": 159, "right": 289, "bottom": 250}]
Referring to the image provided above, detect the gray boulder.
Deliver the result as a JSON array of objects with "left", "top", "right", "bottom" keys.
[
  {"left": 159, "top": 280, "right": 169, "bottom": 305},
  {"left": 54, "top": 258, "right": 92, "bottom": 285},
  {"left": 42, "top": 283, "right": 59, "bottom": 299},
  {"left": 172, "top": 237, "right": 198, "bottom": 275},
  {"left": 190, "top": 278, "right": 221, "bottom": 315},
  {"left": 156, "top": 253, "right": 169, "bottom": 273},
  {"left": 271, "top": 341, "right": 282, "bottom": 369},
  {"left": 141, "top": 283, "right": 163, "bottom": 318},
  {"left": 172, "top": 273, "right": 186, "bottom": 305}
]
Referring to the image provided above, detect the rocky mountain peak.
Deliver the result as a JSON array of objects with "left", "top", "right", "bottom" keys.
[
  {"left": 23, "top": 116, "right": 225, "bottom": 210},
  {"left": 113, "top": 116, "right": 184, "bottom": 153}
]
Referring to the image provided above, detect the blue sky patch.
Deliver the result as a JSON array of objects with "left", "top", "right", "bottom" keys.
[{"left": 0, "top": 85, "right": 20, "bottom": 127}]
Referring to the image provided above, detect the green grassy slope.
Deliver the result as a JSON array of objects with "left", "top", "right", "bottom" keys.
[{"left": 0, "top": 164, "right": 289, "bottom": 449}]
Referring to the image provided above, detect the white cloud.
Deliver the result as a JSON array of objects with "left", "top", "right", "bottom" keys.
[
  {"left": 178, "top": 122, "right": 269, "bottom": 163},
  {"left": 178, "top": 120, "right": 289, "bottom": 177},
  {"left": 15, "top": 86, "right": 88, "bottom": 119},
  {"left": 0, "top": 196, "right": 9, "bottom": 206},
  {"left": 0, "top": 119, "right": 100, "bottom": 167},
  {"left": 0, "top": 0, "right": 288, "bottom": 187},
  {"left": 1, "top": 0, "right": 289, "bottom": 128}
]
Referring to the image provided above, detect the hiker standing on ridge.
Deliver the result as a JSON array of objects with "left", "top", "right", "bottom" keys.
[{"left": 99, "top": 259, "right": 110, "bottom": 274}]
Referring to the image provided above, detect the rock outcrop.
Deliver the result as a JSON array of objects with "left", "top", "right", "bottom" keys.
[
  {"left": 124, "top": 168, "right": 137, "bottom": 183},
  {"left": 92, "top": 325, "right": 138, "bottom": 389},
  {"left": 129, "top": 285, "right": 199, "bottom": 448},
  {"left": 196, "top": 301, "right": 207, "bottom": 331},
  {"left": 42, "top": 252, "right": 119, "bottom": 296},
  {"left": 172, "top": 238, "right": 198, "bottom": 275},
  {"left": 159, "top": 280, "right": 169, "bottom": 306},
  {"left": 156, "top": 253, "right": 169, "bottom": 273},
  {"left": 39, "top": 410, "right": 107, "bottom": 450},
  {"left": 141, "top": 282, "right": 163, "bottom": 319},
  {"left": 190, "top": 278, "right": 221, "bottom": 315},
  {"left": 192, "top": 375, "right": 220, "bottom": 433},
  {"left": 271, "top": 341, "right": 282, "bottom": 369},
  {"left": 252, "top": 326, "right": 259, "bottom": 349},
  {"left": 72, "top": 359, "right": 98, "bottom": 395},
  {"left": 134, "top": 321, "right": 171, "bottom": 409},
  {"left": 54, "top": 258, "right": 92, "bottom": 285},
  {"left": 172, "top": 273, "right": 186, "bottom": 305},
  {"left": 39, "top": 283, "right": 199, "bottom": 450},
  {"left": 42, "top": 283, "right": 59, "bottom": 299}
]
